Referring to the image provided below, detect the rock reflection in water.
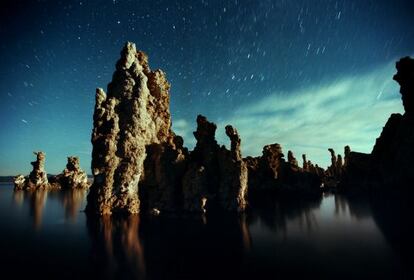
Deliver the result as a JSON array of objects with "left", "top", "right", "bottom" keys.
[
  {"left": 12, "top": 189, "right": 87, "bottom": 229},
  {"left": 60, "top": 189, "right": 88, "bottom": 221},
  {"left": 84, "top": 193, "right": 335, "bottom": 280},
  {"left": 345, "top": 192, "right": 414, "bottom": 269},
  {"left": 86, "top": 212, "right": 250, "bottom": 280},
  {"left": 12, "top": 190, "right": 49, "bottom": 229},
  {"left": 248, "top": 194, "right": 323, "bottom": 234},
  {"left": 142, "top": 213, "right": 248, "bottom": 280},
  {"left": 4, "top": 185, "right": 413, "bottom": 279},
  {"left": 87, "top": 215, "right": 146, "bottom": 280}
]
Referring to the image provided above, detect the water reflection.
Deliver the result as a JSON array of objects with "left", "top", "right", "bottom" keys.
[
  {"left": 12, "top": 189, "right": 49, "bottom": 229},
  {"left": 87, "top": 215, "right": 146, "bottom": 280},
  {"left": 345, "top": 193, "right": 414, "bottom": 267},
  {"left": 248, "top": 194, "right": 322, "bottom": 234},
  {"left": 87, "top": 212, "right": 250, "bottom": 280},
  {"left": 60, "top": 189, "right": 88, "bottom": 221},
  {"left": 12, "top": 188, "right": 87, "bottom": 228},
  {"left": 2, "top": 185, "right": 413, "bottom": 279}
]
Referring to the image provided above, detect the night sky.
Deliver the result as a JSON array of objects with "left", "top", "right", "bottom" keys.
[{"left": 1, "top": 0, "right": 413, "bottom": 175}]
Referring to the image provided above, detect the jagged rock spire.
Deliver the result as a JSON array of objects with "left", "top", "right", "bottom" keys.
[
  {"left": 87, "top": 42, "right": 174, "bottom": 215},
  {"left": 393, "top": 57, "right": 414, "bottom": 114},
  {"left": 287, "top": 150, "right": 299, "bottom": 167}
]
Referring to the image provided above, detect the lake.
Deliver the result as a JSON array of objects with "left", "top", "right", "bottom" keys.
[{"left": 0, "top": 183, "right": 412, "bottom": 279}]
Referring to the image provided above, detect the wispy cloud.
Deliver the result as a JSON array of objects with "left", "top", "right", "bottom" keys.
[
  {"left": 172, "top": 118, "right": 196, "bottom": 147},
  {"left": 215, "top": 60, "right": 403, "bottom": 168},
  {"left": 174, "top": 59, "right": 404, "bottom": 169}
]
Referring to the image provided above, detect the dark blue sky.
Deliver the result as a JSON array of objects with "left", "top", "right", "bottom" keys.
[{"left": 1, "top": 0, "right": 413, "bottom": 175}]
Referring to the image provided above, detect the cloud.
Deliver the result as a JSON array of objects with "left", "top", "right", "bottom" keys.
[
  {"left": 172, "top": 118, "right": 196, "bottom": 147},
  {"left": 212, "top": 59, "right": 404, "bottom": 168}
]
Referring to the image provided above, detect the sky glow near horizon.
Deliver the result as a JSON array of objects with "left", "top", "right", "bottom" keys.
[
  {"left": 174, "top": 59, "right": 404, "bottom": 167},
  {"left": 0, "top": 0, "right": 413, "bottom": 175}
]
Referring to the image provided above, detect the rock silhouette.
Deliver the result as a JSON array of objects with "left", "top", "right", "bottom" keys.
[
  {"left": 182, "top": 116, "right": 248, "bottom": 212},
  {"left": 244, "top": 143, "right": 321, "bottom": 198},
  {"left": 287, "top": 150, "right": 299, "bottom": 168},
  {"left": 341, "top": 56, "right": 414, "bottom": 191},
  {"left": 217, "top": 125, "right": 248, "bottom": 211}
]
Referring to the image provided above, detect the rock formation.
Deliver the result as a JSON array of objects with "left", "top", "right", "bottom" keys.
[
  {"left": 302, "top": 154, "right": 308, "bottom": 171},
  {"left": 182, "top": 115, "right": 220, "bottom": 212},
  {"left": 28, "top": 151, "right": 49, "bottom": 189},
  {"left": 287, "top": 150, "right": 299, "bottom": 168},
  {"left": 326, "top": 148, "right": 338, "bottom": 177},
  {"left": 57, "top": 156, "right": 90, "bottom": 189},
  {"left": 300, "top": 153, "right": 324, "bottom": 177},
  {"left": 14, "top": 152, "right": 51, "bottom": 190},
  {"left": 217, "top": 125, "right": 248, "bottom": 211},
  {"left": 343, "top": 145, "right": 351, "bottom": 168},
  {"left": 182, "top": 116, "right": 248, "bottom": 212},
  {"left": 14, "top": 153, "right": 89, "bottom": 191},
  {"left": 140, "top": 135, "right": 188, "bottom": 212},
  {"left": 13, "top": 175, "right": 26, "bottom": 190},
  {"left": 394, "top": 57, "right": 414, "bottom": 115},
  {"left": 245, "top": 144, "right": 321, "bottom": 197},
  {"left": 86, "top": 43, "right": 247, "bottom": 215},
  {"left": 86, "top": 42, "right": 177, "bottom": 215},
  {"left": 340, "top": 57, "right": 414, "bottom": 191},
  {"left": 336, "top": 155, "right": 343, "bottom": 177}
]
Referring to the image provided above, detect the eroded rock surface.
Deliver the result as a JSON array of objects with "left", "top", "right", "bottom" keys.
[
  {"left": 14, "top": 153, "right": 89, "bottom": 191},
  {"left": 87, "top": 42, "right": 176, "bottom": 215},
  {"left": 140, "top": 135, "right": 188, "bottom": 213},
  {"left": 87, "top": 43, "right": 247, "bottom": 215},
  {"left": 57, "top": 156, "right": 90, "bottom": 189},
  {"left": 14, "top": 152, "right": 51, "bottom": 190}
]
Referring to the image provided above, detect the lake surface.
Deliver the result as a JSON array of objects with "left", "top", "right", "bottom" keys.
[{"left": 0, "top": 183, "right": 412, "bottom": 279}]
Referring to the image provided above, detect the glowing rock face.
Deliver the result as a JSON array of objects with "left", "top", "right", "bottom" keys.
[
  {"left": 87, "top": 42, "right": 175, "bottom": 215},
  {"left": 86, "top": 42, "right": 248, "bottom": 215}
]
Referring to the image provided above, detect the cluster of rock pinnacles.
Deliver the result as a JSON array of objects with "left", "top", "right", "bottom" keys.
[
  {"left": 14, "top": 42, "right": 414, "bottom": 216},
  {"left": 14, "top": 152, "right": 89, "bottom": 190}
]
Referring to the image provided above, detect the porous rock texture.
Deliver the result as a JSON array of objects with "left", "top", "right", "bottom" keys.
[
  {"left": 340, "top": 57, "right": 414, "bottom": 191},
  {"left": 14, "top": 152, "right": 50, "bottom": 190},
  {"left": 87, "top": 42, "right": 176, "bottom": 215},
  {"left": 14, "top": 153, "right": 89, "bottom": 191},
  {"left": 140, "top": 135, "right": 188, "bottom": 212},
  {"left": 57, "top": 156, "right": 90, "bottom": 189},
  {"left": 86, "top": 43, "right": 248, "bottom": 215}
]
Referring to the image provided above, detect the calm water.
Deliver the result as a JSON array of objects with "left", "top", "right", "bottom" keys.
[{"left": 0, "top": 183, "right": 412, "bottom": 280}]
